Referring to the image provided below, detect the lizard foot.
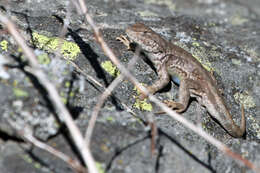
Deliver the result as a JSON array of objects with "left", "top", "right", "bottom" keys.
[
  {"left": 138, "top": 86, "right": 157, "bottom": 100},
  {"left": 163, "top": 100, "right": 185, "bottom": 113},
  {"left": 155, "top": 100, "right": 185, "bottom": 114},
  {"left": 116, "top": 35, "right": 131, "bottom": 50}
]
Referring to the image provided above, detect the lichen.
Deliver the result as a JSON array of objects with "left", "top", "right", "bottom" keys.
[
  {"left": 106, "top": 116, "right": 114, "bottom": 122},
  {"left": 13, "top": 87, "right": 29, "bottom": 98},
  {"left": 133, "top": 98, "right": 153, "bottom": 111},
  {"left": 37, "top": 53, "right": 50, "bottom": 65},
  {"left": 174, "top": 41, "right": 215, "bottom": 72},
  {"left": 32, "top": 32, "right": 80, "bottom": 60},
  {"left": 230, "top": 15, "right": 248, "bottom": 26},
  {"left": 138, "top": 11, "right": 158, "bottom": 17},
  {"left": 144, "top": 0, "right": 176, "bottom": 11},
  {"left": 234, "top": 91, "right": 256, "bottom": 109},
  {"left": 0, "top": 40, "right": 8, "bottom": 51},
  {"left": 133, "top": 85, "right": 153, "bottom": 111},
  {"left": 247, "top": 114, "right": 260, "bottom": 139},
  {"left": 95, "top": 162, "right": 105, "bottom": 173},
  {"left": 101, "top": 60, "right": 120, "bottom": 77}
]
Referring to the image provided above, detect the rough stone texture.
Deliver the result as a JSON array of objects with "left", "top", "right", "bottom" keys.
[{"left": 0, "top": 0, "right": 260, "bottom": 173}]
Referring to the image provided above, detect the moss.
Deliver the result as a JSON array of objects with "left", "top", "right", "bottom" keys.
[
  {"left": 0, "top": 40, "right": 8, "bottom": 51},
  {"left": 101, "top": 60, "right": 120, "bottom": 77},
  {"left": 13, "top": 87, "right": 29, "bottom": 98},
  {"left": 32, "top": 32, "right": 80, "bottom": 60}
]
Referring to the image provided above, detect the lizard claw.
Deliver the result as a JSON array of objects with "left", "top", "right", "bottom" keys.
[{"left": 116, "top": 35, "right": 132, "bottom": 50}]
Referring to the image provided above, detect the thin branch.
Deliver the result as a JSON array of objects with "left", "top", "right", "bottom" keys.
[
  {"left": 0, "top": 12, "right": 98, "bottom": 173},
  {"left": 73, "top": 1, "right": 260, "bottom": 172},
  {"left": 145, "top": 112, "right": 158, "bottom": 156},
  {"left": 68, "top": 60, "right": 103, "bottom": 88},
  {"left": 9, "top": 122, "right": 86, "bottom": 173},
  {"left": 84, "top": 48, "right": 140, "bottom": 147}
]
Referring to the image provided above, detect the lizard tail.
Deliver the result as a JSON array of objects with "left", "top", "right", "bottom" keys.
[{"left": 226, "top": 105, "right": 246, "bottom": 138}]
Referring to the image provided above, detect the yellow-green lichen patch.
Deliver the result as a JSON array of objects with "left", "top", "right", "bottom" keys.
[
  {"left": 247, "top": 114, "right": 260, "bottom": 139},
  {"left": 0, "top": 40, "right": 8, "bottom": 51},
  {"left": 106, "top": 116, "right": 115, "bottom": 122},
  {"left": 132, "top": 85, "right": 153, "bottom": 111},
  {"left": 191, "top": 47, "right": 215, "bottom": 72},
  {"left": 230, "top": 15, "right": 248, "bottom": 26},
  {"left": 100, "top": 143, "right": 110, "bottom": 153},
  {"left": 95, "top": 162, "right": 105, "bottom": 173},
  {"left": 231, "top": 58, "right": 242, "bottom": 65},
  {"left": 69, "top": 91, "right": 75, "bottom": 97},
  {"left": 59, "top": 92, "right": 68, "bottom": 104},
  {"left": 21, "top": 154, "right": 42, "bottom": 169},
  {"left": 37, "top": 53, "right": 50, "bottom": 65},
  {"left": 13, "top": 87, "right": 29, "bottom": 98},
  {"left": 21, "top": 154, "right": 33, "bottom": 163},
  {"left": 133, "top": 98, "right": 153, "bottom": 111},
  {"left": 65, "top": 81, "right": 71, "bottom": 88},
  {"left": 176, "top": 42, "right": 215, "bottom": 72},
  {"left": 61, "top": 97, "right": 67, "bottom": 104},
  {"left": 34, "top": 163, "right": 41, "bottom": 169},
  {"left": 32, "top": 32, "right": 80, "bottom": 60},
  {"left": 138, "top": 10, "right": 158, "bottom": 17},
  {"left": 144, "top": 0, "right": 176, "bottom": 11},
  {"left": 242, "top": 47, "right": 260, "bottom": 61},
  {"left": 234, "top": 91, "right": 256, "bottom": 109},
  {"left": 101, "top": 60, "right": 120, "bottom": 77},
  {"left": 192, "top": 41, "right": 200, "bottom": 47}
]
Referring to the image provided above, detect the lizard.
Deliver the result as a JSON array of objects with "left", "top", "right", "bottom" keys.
[{"left": 117, "top": 23, "right": 246, "bottom": 138}]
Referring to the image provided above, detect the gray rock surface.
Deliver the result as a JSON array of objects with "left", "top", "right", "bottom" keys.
[{"left": 0, "top": 0, "right": 259, "bottom": 173}]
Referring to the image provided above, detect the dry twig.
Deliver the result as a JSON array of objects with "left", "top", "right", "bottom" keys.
[
  {"left": 8, "top": 122, "right": 86, "bottom": 173},
  {"left": 84, "top": 48, "right": 140, "bottom": 147}
]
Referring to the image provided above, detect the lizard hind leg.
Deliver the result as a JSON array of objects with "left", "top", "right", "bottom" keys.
[{"left": 155, "top": 80, "right": 191, "bottom": 114}]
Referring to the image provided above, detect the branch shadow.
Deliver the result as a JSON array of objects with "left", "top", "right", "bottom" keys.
[
  {"left": 158, "top": 129, "right": 216, "bottom": 173},
  {"left": 105, "top": 135, "right": 150, "bottom": 172},
  {"left": 66, "top": 27, "right": 123, "bottom": 111}
]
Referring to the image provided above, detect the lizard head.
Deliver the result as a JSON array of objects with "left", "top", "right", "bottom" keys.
[{"left": 126, "top": 23, "right": 168, "bottom": 56}]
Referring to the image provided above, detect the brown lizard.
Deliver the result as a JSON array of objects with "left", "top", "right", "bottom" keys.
[{"left": 117, "top": 23, "right": 246, "bottom": 138}]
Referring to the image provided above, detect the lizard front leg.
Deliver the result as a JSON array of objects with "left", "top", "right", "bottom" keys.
[{"left": 140, "top": 65, "right": 170, "bottom": 100}]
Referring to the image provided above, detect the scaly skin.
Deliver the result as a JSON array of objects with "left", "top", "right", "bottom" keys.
[{"left": 120, "top": 23, "right": 246, "bottom": 138}]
